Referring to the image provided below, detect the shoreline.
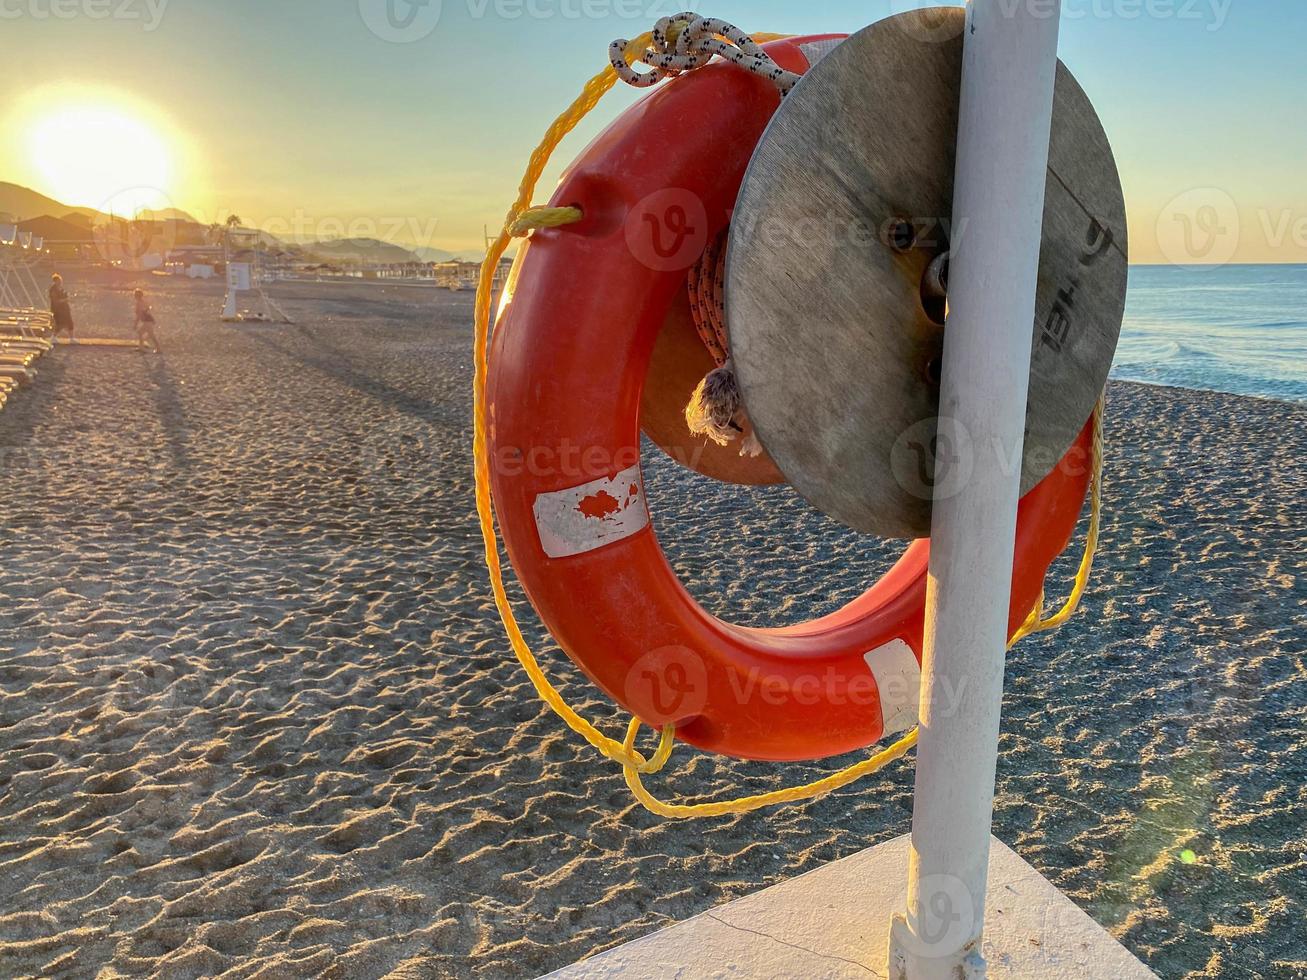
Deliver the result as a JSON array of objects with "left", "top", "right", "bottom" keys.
[
  {"left": 54, "top": 262, "right": 1307, "bottom": 404},
  {"left": 1106, "top": 372, "right": 1307, "bottom": 406}
]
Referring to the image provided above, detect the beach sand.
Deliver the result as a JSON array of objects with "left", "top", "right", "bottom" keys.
[{"left": 0, "top": 274, "right": 1302, "bottom": 979}]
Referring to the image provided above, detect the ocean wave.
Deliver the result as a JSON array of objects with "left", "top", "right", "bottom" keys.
[
  {"left": 1116, "top": 265, "right": 1307, "bottom": 402},
  {"left": 1250, "top": 319, "right": 1307, "bottom": 329}
]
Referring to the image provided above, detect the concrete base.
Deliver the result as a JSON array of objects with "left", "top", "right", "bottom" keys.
[{"left": 543, "top": 835, "right": 1154, "bottom": 979}]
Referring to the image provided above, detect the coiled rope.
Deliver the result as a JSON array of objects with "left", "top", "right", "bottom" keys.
[
  {"left": 682, "top": 233, "right": 766, "bottom": 455},
  {"left": 473, "top": 16, "right": 1106, "bottom": 818},
  {"left": 611, "top": 14, "right": 803, "bottom": 94},
  {"left": 686, "top": 232, "right": 730, "bottom": 367}
]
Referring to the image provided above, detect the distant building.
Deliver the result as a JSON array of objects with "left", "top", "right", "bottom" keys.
[
  {"left": 165, "top": 245, "right": 227, "bottom": 276},
  {"left": 17, "top": 214, "right": 94, "bottom": 261},
  {"left": 167, "top": 244, "right": 225, "bottom": 263},
  {"left": 432, "top": 257, "right": 512, "bottom": 292},
  {"left": 433, "top": 260, "right": 478, "bottom": 290}
]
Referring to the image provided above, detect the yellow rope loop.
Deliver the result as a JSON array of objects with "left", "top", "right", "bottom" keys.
[
  {"left": 623, "top": 725, "right": 920, "bottom": 820},
  {"left": 612, "top": 14, "right": 799, "bottom": 93},
  {"left": 473, "top": 20, "right": 1107, "bottom": 819},
  {"left": 623, "top": 719, "right": 676, "bottom": 775},
  {"left": 509, "top": 206, "right": 584, "bottom": 238},
  {"left": 1011, "top": 393, "right": 1105, "bottom": 643}
]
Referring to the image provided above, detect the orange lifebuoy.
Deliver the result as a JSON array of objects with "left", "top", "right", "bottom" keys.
[{"left": 487, "top": 34, "right": 1094, "bottom": 763}]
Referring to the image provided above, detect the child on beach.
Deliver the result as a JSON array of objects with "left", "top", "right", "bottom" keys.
[
  {"left": 49, "top": 273, "right": 75, "bottom": 338},
  {"left": 133, "top": 289, "right": 162, "bottom": 353}
]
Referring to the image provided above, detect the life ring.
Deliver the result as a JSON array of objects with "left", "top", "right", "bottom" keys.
[{"left": 487, "top": 33, "right": 1094, "bottom": 763}]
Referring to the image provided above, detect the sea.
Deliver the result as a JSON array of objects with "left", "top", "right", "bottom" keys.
[{"left": 1113, "top": 263, "right": 1307, "bottom": 403}]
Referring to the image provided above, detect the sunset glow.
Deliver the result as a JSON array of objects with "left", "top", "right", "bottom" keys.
[{"left": 17, "top": 90, "right": 184, "bottom": 217}]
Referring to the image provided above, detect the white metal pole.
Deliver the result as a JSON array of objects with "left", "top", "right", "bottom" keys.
[{"left": 888, "top": 1, "right": 1062, "bottom": 977}]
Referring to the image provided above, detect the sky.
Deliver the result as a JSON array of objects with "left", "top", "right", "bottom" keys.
[{"left": 1, "top": 0, "right": 1304, "bottom": 261}]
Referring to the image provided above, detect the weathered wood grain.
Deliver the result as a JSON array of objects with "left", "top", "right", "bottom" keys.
[{"left": 727, "top": 7, "right": 1127, "bottom": 537}]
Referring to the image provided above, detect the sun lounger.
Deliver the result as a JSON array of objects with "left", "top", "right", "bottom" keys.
[{"left": 0, "top": 364, "right": 35, "bottom": 384}]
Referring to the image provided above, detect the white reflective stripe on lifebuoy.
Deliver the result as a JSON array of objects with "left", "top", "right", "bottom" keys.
[
  {"left": 533, "top": 465, "right": 649, "bottom": 559},
  {"left": 863, "top": 638, "right": 921, "bottom": 736}
]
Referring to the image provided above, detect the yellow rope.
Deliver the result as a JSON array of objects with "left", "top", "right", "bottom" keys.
[
  {"left": 624, "top": 723, "right": 920, "bottom": 819},
  {"left": 473, "top": 25, "right": 1105, "bottom": 818},
  {"left": 473, "top": 29, "right": 731, "bottom": 784},
  {"left": 1014, "top": 395, "right": 1105, "bottom": 640},
  {"left": 509, "top": 206, "right": 584, "bottom": 237}
]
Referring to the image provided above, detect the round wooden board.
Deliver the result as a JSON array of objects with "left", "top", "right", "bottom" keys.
[{"left": 727, "top": 7, "right": 1127, "bottom": 538}]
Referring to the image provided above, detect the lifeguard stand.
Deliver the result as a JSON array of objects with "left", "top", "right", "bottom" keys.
[{"left": 221, "top": 226, "right": 293, "bottom": 323}]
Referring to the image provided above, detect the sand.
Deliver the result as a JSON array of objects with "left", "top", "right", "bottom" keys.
[{"left": 0, "top": 272, "right": 1302, "bottom": 979}]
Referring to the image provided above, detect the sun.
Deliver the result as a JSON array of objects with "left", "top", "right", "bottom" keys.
[
  {"left": 24, "top": 96, "right": 178, "bottom": 216},
  {"left": 30, "top": 104, "right": 172, "bottom": 215}
]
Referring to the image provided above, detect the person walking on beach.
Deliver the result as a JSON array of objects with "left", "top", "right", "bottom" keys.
[
  {"left": 49, "top": 273, "right": 75, "bottom": 339},
  {"left": 133, "top": 288, "right": 162, "bottom": 353}
]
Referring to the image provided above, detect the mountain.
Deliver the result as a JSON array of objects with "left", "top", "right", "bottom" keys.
[
  {"left": 304, "top": 238, "right": 421, "bottom": 264},
  {"left": 0, "top": 182, "right": 99, "bottom": 223},
  {"left": 137, "top": 207, "right": 198, "bottom": 223},
  {"left": 413, "top": 247, "right": 456, "bottom": 263},
  {"left": 1, "top": 181, "right": 476, "bottom": 264},
  {"left": 0, "top": 183, "right": 203, "bottom": 231}
]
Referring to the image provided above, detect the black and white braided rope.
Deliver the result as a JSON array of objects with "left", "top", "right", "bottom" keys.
[{"left": 610, "top": 13, "right": 800, "bottom": 94}]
